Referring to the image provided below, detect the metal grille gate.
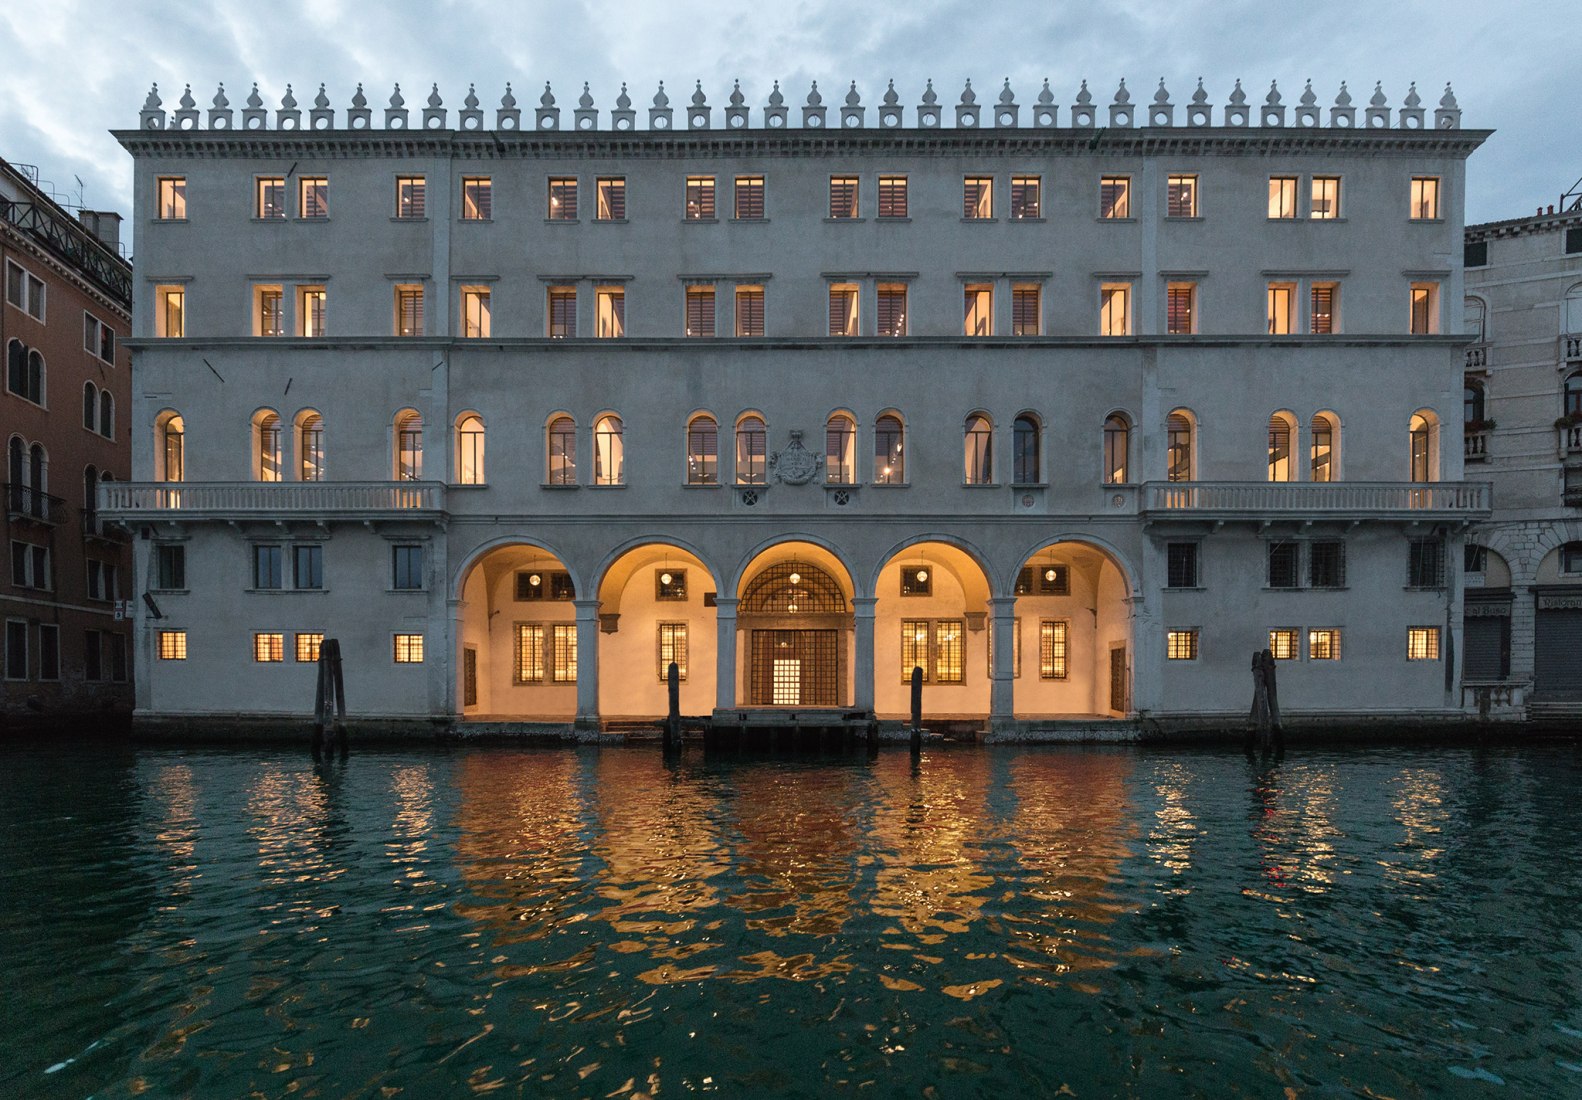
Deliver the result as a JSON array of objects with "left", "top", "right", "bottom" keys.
[{"left": 750, "top": 630, "right": 841, "bottom": 706}]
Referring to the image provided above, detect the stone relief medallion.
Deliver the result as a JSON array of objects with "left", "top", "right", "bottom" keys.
[{"left": 770, "top": 430, "right": 823, "bottom": 485}]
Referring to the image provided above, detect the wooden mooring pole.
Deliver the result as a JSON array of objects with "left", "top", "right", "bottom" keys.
[
  {"left": 1247, "top": 647, "right": 1282, "bottom": 752},
  {"left": 312, "top": 638, "right": 348, "bottom": 758},
  {"left": 909, "top": 665, "right": 923, "bottom": 753},
  {"left": 663, "top": 661, "right": 681, "bottom": 753}
]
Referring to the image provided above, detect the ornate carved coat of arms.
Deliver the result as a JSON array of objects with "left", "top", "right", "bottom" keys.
[{"left": 770, "top": 430, "right": 823, "bottom": 485}]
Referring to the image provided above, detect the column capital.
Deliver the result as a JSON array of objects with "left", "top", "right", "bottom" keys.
[
  {"left": 986, "top": 595, "right": 1019, "bottom": 609},
  {"left": 572, "top": 598, "right": 602, "bottom": 614},
  {"left": 853, "top": 596, "right": 878, "bottom": 613},
  {"left": 713, "top": 596, "right": 740, "bottom": 610}
]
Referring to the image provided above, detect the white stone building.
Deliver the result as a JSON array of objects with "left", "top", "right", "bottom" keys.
[
  {"left": 103, "top": 76, "right": 1490, "bottom": 735},
  {"left": 1462, "top": 186, "right": 1582, "bottom": 715}
]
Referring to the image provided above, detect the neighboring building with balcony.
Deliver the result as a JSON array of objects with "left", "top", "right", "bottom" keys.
[
  {"left": 3, "top": 156, "right": 134, "bottom": 726},
  {"left": 1462, "top": 186, "right": 1582, "bottom": 714},
  {"left": 104, "top": 77, "right": 1488, "bottom": 735}
]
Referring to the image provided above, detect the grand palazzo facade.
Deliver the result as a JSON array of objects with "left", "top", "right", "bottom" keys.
[{"left": 105, "top": 77, "right": 1490, "bottom": 734}]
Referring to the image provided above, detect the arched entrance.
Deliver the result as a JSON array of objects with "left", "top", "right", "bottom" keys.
[
  {"left": 596, "top": 543, "right": 718, "bottom": 718},
  {"left": 872, "top": 540, "right": 993, "bottom": 722},
  {"left": 736, "top": 544, "right": 854, "bottom": 707},
  {"left": 456, "top": 542, "right": 579, "bottom": 720},
  {"left": 1012, "top": 541, "right": 1133, "bottom": 718}
]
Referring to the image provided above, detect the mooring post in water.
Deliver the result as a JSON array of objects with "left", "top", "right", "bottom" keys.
[
  {"left": 312, "top": 647, "right": 329, "bottom": 758},
  {"left": 1263, "top": 647, "right": 1282, "bottom": 747},
  {"left": 1247, "top": 648, "right": 1282, "bottom": 751},
  {"left": 327, "top": 638, "right": 348, "bottom": 753},
  {"left": 664, "top": 661, "right": 681, "bottom": 752},
  {"left": 910, "top": 665, "right": 923, "bottom": 753},
  {"left": 312, "top": 639, "right": 348, "bottom": 757}
]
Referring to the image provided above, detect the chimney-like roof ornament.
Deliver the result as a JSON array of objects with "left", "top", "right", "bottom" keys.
[
  {"left": 653, "top": 81, "right": 669, "bottom": 108},
  {"left": 178, "top": 84, "right": 196, "bottom": 110},
  {"left": 1370, "top": 81, "right": 1388, "bottom": 107},
  {"left": 692, "top": 80, "right": 707, "bottom": 106},
  {"left": 1334, "top": 81, "right": 1351, "bottom": 107},
  {"left": 1037, "top": 78, "right": 1055, "bottom": 106},
  {"left": 387, "top": 84, "right": 403, "bottom": 109},
  {"left": 579, "top": 82, "right": 594, "bottom": 109},
  {"left": 1264, "top": 80, "right": 1280, "bottom": 106},
  {"left": 464, "top": 84, "right": 479, "bottom": 109},
  {"left": 1113, "top": 78, "right": 1129, "bottom": 104},
  {"left": 540, "top": 82, "right": 555, "bottom": 107},
  {"left": 1153, "top": 78, "right": 1169, "bottom": 104},
  {"left": 352, "top": 83, "right": 368, "bottom": 109},
  {"left": 500, "top": 83, "right": 516, "bottom": 109},
  {"left": 922, "top": 79, "right": 938, "bottom": 106},
  {"left": 315, "top": 83, "right": 330, "bottom": 109},
  {"left": 883, "top": 79, "right": 899, "bottom": 106},
  {"left": 143, "top": 83, "right": 161, "bottom": 110},
  {"left": 1191, "top": 77, "right": 1208, "bottom": 105},
  {"left": 999, "top": 78, "right": 1015, "bottom": 105},
  {"left": 730, "top": 80, "right": 745, "bottom": 107},
  {"left": 1299, "top": 79, "right": 1316, "bottom": 106},
  {"left": 846, "top": 81, "right": 861, "bottom": 107},
  {"left": 213, "top": 83, "right": 229, "bottom": 108},
  {"left": 768, "top": 80, "right": 784, "bottom": 107},
  {"left": 616, "top": 82, "right": 631, "bottom": 109},
  {"left": 960, "top": 78, "right": 976, "bottom": 105},
  {"left": 427, "top": 84, "right": 442, "bottom": 108},
  {"left": 806, "top": 81, "right": 822, "bottom": 107},
  {"left": 1228, "top": 79, "right": 1246, "bottom": 105}
]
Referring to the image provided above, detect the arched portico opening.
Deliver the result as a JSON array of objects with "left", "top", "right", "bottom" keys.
[
  {"left": 456, "top": 542, "right": 579, "bottom": 720},
  {"left": 596, "top": 542, "right": 718, "bottom": 718},
  {"left": 872, "top": 540, "right": 994, "bottom": 722},
  {"left": 735, "top": 542, "right": 855, "bottom": 708},
  {"left": 1012, "top": 540, "right": 1134, "bottom": 717}
]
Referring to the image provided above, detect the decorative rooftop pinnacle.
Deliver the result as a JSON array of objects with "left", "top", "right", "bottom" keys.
[
  {"left": 1153, "top": 78, "right": 1169, "bottom": 105},
  {"left": 1037, "top": 79, "right": 1054, "bottom": 106},
  {"left": 730, "top": 80, "right": 745, "bottom": 107},
  {"left": 579, "top": 82, "right": 594, "bottom": 109},
  {"left": 653, "top": 81, "right": 668, "bottom": 108},
  {"left": 1335, "top": 81, "right": 1351, "bottom": 107},
  {"left": 846, "top": 81, "right": 861, "bottom": 107},
  {"left": 616, "top": 82, "right": 630, "bottom": 110},
  {"left": 806, "top": 81, "right": 821, "bottom": 107},
  {"left": 213, "top": 83, "right": 228, "bottom": 108},
  {"left": 999, "top": 78, "right": 1015, "bottom": 105},
  {"left": 1113, "top": 78, "right": 1129, "bottom": 105},
  {"left": 883, "top": 79, "right": 899, "bottom": 106},
  {"left": 768, "top": 81, "right": 783, "bottom": 108},
  {"left": 464, "top": 84, "right": 478, "bottom": 110},
  {"left": 1074, "top": 80, "right": 1091, "bottom": 106},
  {"left": 315, "top": 83, "right": 330, "bottom": 109},
  {"left": 1371, "top": 81, "right": 1387, "bottom": 107},
  {"left": 690, "top": 80, "right": 705, "bottom": 106},
  {"left": 178, "top": 84, "right": 195, "bottom": 110},
  {"left": 281, "top": 84, "right": 296, "bottom": 109},
  {"left": 427, "top": 84, "right": 442, "bottom": 108},
  {"left": 387, "top": 84, "right": 402, "bottom": 109},
  {"left": 1191, "top": 77, "right": 1208, "bottom": 105},
  {"left": 500, "top": 83, "right": 515, "bottom": 109},
  {"left": 1300, "top": 79, "right": 1316, "bottom": 107},
  {"left": 143, "top": 83, "right": 161, "bottom": 110},
  {"left": 1404, "top": 81, "right": 1421, "bottom": 108},
  {"left": 1228, "top": 79, "right": 1246, "bottom": 105},
  {"left": 922, "top": 79, "right": 937, "bottom": 106},
  {"left": 1265, "top": 80, "right": 1280, "bottom": 106},
  {"left": 1440, "top": 83, "right": 1458, "bottom": 109},
  {"left": 959, "top": 78, "right": 976, "bottom": 105},
  {"left": 540, "top": 82, "right": 554, "bottom": 107}
]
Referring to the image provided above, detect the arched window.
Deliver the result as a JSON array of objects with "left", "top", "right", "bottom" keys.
[
  {"left": 1565, "top": 371, "right": 1582, "bottom": 417},
  {"left": 27, "top": 350, "right": 44, "bottom": 404},
  {"left": 83, "top": 382, "right": 98, "bottom": 430},
  {"left": 1464, "top": 381, "right": 1486, "bottom": 425},
  {"left": 1566, "top": 283, "right": 1582, "bottom": 335},
  {"left": 7, "top": 436, "right": 24, "bottom": 512},
  {"left": 28, "top": 443, "right": 46, "bottom": 517},
  {"left": 1267, "top": 412, "right": 1295, "bottom": 482},
  {"left": 547, "top": 415, "right": 576, "bottom": 485},
  {"left": 455, "top": 414, "right": 485, "bottom": 484},
  {"left": 686, "top": 414, "right": 718, "bottom": 485},
  {"left": 736, "top": 415, "right": 766, "bottom": 485},
  {"left": 1103, "top": 414, "right": 1130, "bottom": 484},
  {"left": 1409, "top": 411, "right": 1438, "bottom": 483},
  {"left": 874, "top": 413, "right": 905, "bottom": 484},
  {"left": 1464, "top": 296, "right": 1487, "bottom": 342},
  {"left": 964, "top": 413, "right": 993, "bottom": 485},
  {"left": 593, "top": 414, "right": 624, "bottom": 486},
  {"left": 395, "top": 410, "right": 423, "bottom": 481},
  {"left": 156, "top": 412, "right": 185, "bottom": 483},
  {"left": 298, "top": 412, "right": 325, "bottom": 481},
  {"left": 1310, "top": 413, "right": 1338, "bottom": 482},
  {"left": 99, "top": 391, "right": 113, "bottom": 439},
  {"left": 1013, "top": 414, "right": 1040, "bottom": 484},
  {"left": 1167, "top": 411, "right": 1194, "bottom": 482},
  {"left": 254, "top": 411, "right": 283, "bottom": 481},
  {"left": 825, "top": 413, "right": 855, "bottom": 484}
]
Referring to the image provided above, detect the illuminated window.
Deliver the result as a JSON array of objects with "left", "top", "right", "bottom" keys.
[
  {"left": 596, "top": 287, "right": 625, "bottom": 338},
  {"left": 1100, "top": 176, "right": 1130, "bottom": 218},
  {"left": 685, "top": 176, "right": 716, "bottom": 219},
  {"left": 548, "top": 415, "right": 576, "bottom": 484},
  {"left": 461, "top": 177, "right": 491, "bottom": 219},
  {"left": 878, "top": 175, "right": 908, "bottom": 218},
  {"left": 734, "top": 176, "right": 764, "bottom": 219},
  {"left": 1311, "top": 283, "right": 1337, "bottom": 334},
  {"left": 395, "top": 176, "right": 425, "bottom": 218},
  {"left": 1267, "top": 415, "right": 1293, "bottom": 482},
  {"left": 1410, "top": 282, "right": 1440, "bottom": 334},
  {"left": 1100, "top": 283, "right": 1131, "bottom": 336},
  {"left": 1166, "top": 412, "right": 1193, "bottom": 482},
  {"left": 934, "top": 620, "right": 964, "bottom": 683},
  {"left": 298, "top": 286, "right": 327, "bottom": 337},
  {"left": 395, "top": 410, "right": 423, "bottom": 480},
  {"left": 736, "top": 416, "right": 766, "bottom": 485},
  {"left": 156, "top": 286, "right": 184, "bottom": 337},
  {"left": 1268, "top": 629, "right": 1298, "bottom": 661},
  {"left": 394, "top": 285, "right": 424, "bottom": 337},
  {"left": 685, "top": 285, "right": 716, "bottom": 337},
  {"left": 1039, "top": 620, "right": 1069, "bottom": 680},
  {"left": 158, "top": 630, "right": 187, "bottom": 660},
  {"left": 686, "top": 415, "right": 718, "bottom": 485},
  {"left": 295, "top": 633, "right": 323, "bottom": 662},
  {"left": 547, "top": 286, "right": 576, "bottom": 337},
  {"left": 1410, "top": 177, "right": 1440, "bottom": 220},
  {"left": 515, "top": 624, "right": 545, "bottom": 683},
  {"left": 5, "top": 260, "right": 45, "bottom": 320},
  {"left": 548, "top": 177, "right": 577, "bottom": 219},
  {"left": 658, "top": 622, "right": 688, "bottom": 680},
  {"left": 254, "top": 412, "right": 283, "bottom": 482},
  {"left": 656, "top": 569, "right": 687, "bottom": 600},
  {"left": 901, "top": 620, "right": 931, "bottom": 682},
  {"left": 1409, "top": 412, "right": 1436, "bottom": 483},
  {"left": 1166, "top": 282, "right": 1197, "bottom": 334},
  {"left": 875, "top": 414, "right": 905, "bottom": 484},
  {"left": 456, "top": 414, "right": 485, "bottom": 484},
  {"left": 393, "top": 634, "right": 425, "bottom": 663},
  {"left": 1012, "top": 285, "right": 1041, "bottom": 335},
  {"left": 596, "top": 177, "right": 625, "bottom": 220},
  {"left": 256, "top": 177, "right": 285, "bottom": 219},
  {"left": 254, "top": 285, "right": 283, "bottom": 337},
  {"left": 964, "top": 284, "right": 993, "bottom": 336},
  {"left": 963, "top": 176, "right": 993, "bottom": 218},
  {"left": 1267, "top": 283, "right": 1295, "bottom": 335},
  {"left": 593, "top": 415, "right": 624, "bottom": 486},
  {"left": 460, "top": 287, "right": 491, "bottom": 338},
  {"left": 1167, "top": 629, "right": 1198, "bottom": 660},
  {"left": 1309, "top": 629, "right": 1341, "bottom": 661},
  {"left": 735, "top": 286, "right": 764, "bottom": 336},
  {"left": 1268, "top": 176, "right": 1297, "bottom": 219},
  {"left": 551, "top": 623, "right": 577, "bottom": 682},
  {"left": 1166, "top": 174, "right": 1198, "bottom": 218},
  {"left": 1310, "top": 415, "right": 1336, "bottom": 482},
  {"left": 1011, "top": 176, "right": 1041, "bottom": 219},
  {"left": 157, "top": 412, "right": 185, "bottom": 481},
  {"left": 964, "top": 414, "right": 993, "bottom": 485},
  {"left": 294, "top": 544, "right": 322, "bottom": 589},
  {"left": 1104, "top": 415, "right": 1130, "bottom": 484},
  {"left": 1013, "top": 415, "right": 1040, "bottom": 484},
  {"left": 157, "top": 177, "right": 186, "bottom": 219},
  {"left": 828, "top": 283, "right": 859, "bottom": 336},
  {"left": 1310, "top": 176, "right": 1340, "bottom": 220},
  {"left": 300, "top": 177, "right": 328, "bottom": 218},
  {"left": 1406, "top": 627, "right": 1440, "bottom": 661},
  {"left": 253, "top": 632, "right": 284, "bottom": 662},
  {"left": 829, "top": 176, "right": 859, "bottom": 219},
  {"left": 253, "top": 543, "right": 283, "bottom": 589},
  {"left": 877, "top": 284, "right": 907, "bottom": 336},
  {"left": 825, "top": 414, "right": 856, "bottom": 484}
]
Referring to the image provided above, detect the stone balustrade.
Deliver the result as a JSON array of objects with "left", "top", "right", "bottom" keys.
[
  {"left": 98, "top": 481, "right": 446, "bottom": 519},
  {"left": 1142, "top": 480, "right": 1491, "bottom": 518}
]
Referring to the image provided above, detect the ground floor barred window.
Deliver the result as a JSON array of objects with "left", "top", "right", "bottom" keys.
[{"left": 516, "top": 623, "right": 577, "bottom": 683}]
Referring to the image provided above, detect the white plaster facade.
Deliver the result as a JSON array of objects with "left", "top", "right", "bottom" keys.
[{"left": 104, "top": 78, "right": 1491, "bottom": 733}]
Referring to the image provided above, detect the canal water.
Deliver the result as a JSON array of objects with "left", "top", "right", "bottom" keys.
[{"left": 2, "top": 742, "right": 1580, "bottom": 1097}]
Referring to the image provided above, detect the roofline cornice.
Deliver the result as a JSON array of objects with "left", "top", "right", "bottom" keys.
[{"left": 1465, "top": 210, "right": 1582, "bottom": 241}]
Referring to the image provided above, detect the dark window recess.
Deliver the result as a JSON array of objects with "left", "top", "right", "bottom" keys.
[
  {"left": 1166, "top": 543, "right": 1199, "bottom": 588},
  {"left": 1017, "top": 563, "right": 1070, "bottom": 594},
  {"left": 1309, "top": 540, "right": 1346, "bottom": 588},
  {"left": 656, "top": 569, "right": 687, "bottom": 600},
  {"left": 515, "top": 570, "right": 574, "bottom": 601},
  {"left": 392, "top": 545, "right": 424, "bottom": 590},
  {"left": 1267, "top": 541, "right": 1301, "bottom": 589},
  {"left": 84, "top": 629, "right": 103, "bottom": 681},
  {"left": 1465, "top": 544, "right": 1488, "bottom": 573},
  {"left": 1566, "top": 227, "right": 1582, "bottom": 256},
  {"left": 900, "top": 566, "right": 932, "bottom": 596},
  {"left": 1464, "top": 240, "right": 1488, "bottom": 268},
  {"left": 156, "top": 544, "right": 186, "bottom": 589},
  {"left": 1408, "top": 538, "right": 1446, "bottom": 588}
]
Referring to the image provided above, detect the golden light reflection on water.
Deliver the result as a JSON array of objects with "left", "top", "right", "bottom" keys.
[
  {"left": 1246, "top": 764, "right": 1343, "bottom": 905},
  {"left": 1148, "top": 761, "right": 1198, "bottom": 894},
  {"left": 1385, "top": 767, "right": 1446, "bottom": 890}
]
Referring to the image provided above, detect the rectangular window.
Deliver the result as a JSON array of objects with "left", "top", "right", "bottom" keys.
[
  {"left": 294, "top": 544, "right": 323, "bottom": 590},
  {"left": 596, "top": 287, "right": 624, "bottom": 338},
  {"left": 515, "top": 624, "right": 545, "bottom": 682},
  {"left": 158, "top": 631, "right": 187, "bottom": 660},
  {"left": 461, "top": 177, "right": 491, "bottom": 220},
  {"left": 877, "top": 284, "right": 907, "bottom": 337},
  {"left": 596, "top": 177, "right": 625, "bottom": 220},
  {"left": 392, "top": 544, "right": 424, "bottom": 590},
  {"left": 685, "top": 176, "right": 716, "bottom": 220},
  {"left": 1410, "top": 177, "right": 1440, "bottom": 220},
  {"left": 735, "top": 286, "right": 765, "bottom": 337},
  {"left": 296, "top": 633, "right": 323, "bottom": 662},
  {"left": 1166, "top": 174, "right": 1198, "bottom": 218},
  {"left": 1267, "top": 541, "right": 1301, "bottom": 589},
  {"left": 109, "top": 633, "right": 129, "bottom": 683},
  {"left": 1268, "top": 176, "right": 1297, "bottom": 219},
  {"left": 829, "top": 176, "right": 859, "bottom": 219},
  {"left": 299, "top": 176, "right": 328, "bottom": 219},
  {"left": 1310, "top": 283, "right": 1337, "bottom": 335},
  {"left": 1011, "top": 175, "right": 1041, "bottom": 219},
  {"left": 461, "top": 287, "right": 491, "bottom": 338},
  {"left": 1566, "top": 227, "right": 1582, "bottom": 256},
  {"left": 1100, "top": 283, "right": 1131, "bottom": 336},
  {"left": 964, "top": 284, "right": 993, "bottom": 336},
  {"left": 514, "top": 571, "right": 575, "bottom": 601},
  {"left": 1465, "top": 240, "right": 1489, "bottom": 267},
  {"left": 1309, "top": 540, "right": 1346, "bottom": 588},
  {"left": 657, "top": 622, "right": 688, "bottom": 681},
  {"left": 551, "top": 623, "right": 577, "bottom": 682},
  {"left": 1039, "top": 620, "right": 1069, "bottom": 680},
  {"left": 1011, "top": 285, "right": 1041, "bottom": 336},
  {"left": 1268, "top": 628, "right": 1299, "bottom": 661},
  {"left": 934, "top": 620, "right": 964, "bottom": 683},
  {"left": 255, "top": 285, "right": 284, "bottom": 337},
  {"left": 901, "top": 620, "right": 931, "bottom": 682},
  {"left": 963, "top": 176, "right": 993, "bottom": 219},
  {"left": 84, "top": 629, "right": 103, "bottom": 681},
  {"left": 394, "top": 285, "right": 424, "bottom": 337},
  {"left": 1407, "top": 627, "right": 1441, "bottom": 661},
  {"left": 734, "top": 176, "right": 764, "bottom": 220},
  {"left": 1167, "top": 629, "right": 1199, "bottom": 660},
  {"left": 156, "top": 544, "right": 186, "bottom": 590},
  {"left": 1410, "top": 282, "right": 1440, "bottom": 335},
  {"left": 256, "top": 177, "right": 286, "bottom": 219},
  {"left": 829, "top": 284, "right": 859, "bottom": 336},
  {"left": 1310, "top": 176, "right": 1341, "bottom": 220},
  {"left": 1166, "top": 282, "right": 1197, "bottom": 335},
  {"left": 1267, "top": 283, "right": 1295, "bottom": 335},
  {"left": 38, "top": 623, "right": 58, "bottom": 681},
  {"left": 900, "top": 567, "right": 932, "bottom": 597},
  {"left": 253, "top": 544, "right": 283, "bottom": 589},
  {"left": 1099, "top": 176, "right": 1130, "bottom": 218},
  {"left": 878, "top": 175, "right": 908, "bottom": 218},
  {"left": 1166, "top": 542, "right": 1199, "bottom": 588},
  {"left": 396, "top": 176, "right": 426, "bottom": 218},
  {"left": 685, "top": 285, "right": 716, "bottom": 337},
  {"left": 1309, "top": 628, "right": 1341, "bottom": 661},
  {"left": 548, "top": 177, "right": 578, "bottom": 219},
  {"left": 86, "top": 560, "right": 115, "bottom": 601},
  {"left": 298, "top": 286, "right": 327, "bottom": 337},
  {"left": 656, "top": 569, "right": 687, "bottom": 600},
  {"left": 1408, "top": 538, "right": 1446, "bottom": 588},
  {"left": 5, "top": 260, "right": 45, "bottom": 321},
  {"left": 157, "top": 176, "right": 186, "bottom": 219},
  {"left": 253, "top": 632, "right": 284, "bottom": 662},
  {"left": 393, "top": 633, "right": 425, "bottom": 663},
  {"left": 547, "top": 286, "right": 577, "bottom": 338},
  {"left": 84, "top": 312, "right": 115, "bottom": 362},
  {"left": 156, "top": 286, "right": 184, "bottom": 337},
  {"left": 4, "top": 620, "right": 26, "bottom": 680}
]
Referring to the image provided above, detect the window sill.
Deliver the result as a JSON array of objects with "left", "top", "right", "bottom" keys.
[
  {"left": 1010, "top": 216, "right": 1046, "bottom": 223},
  {"left": 1410, "top": 218, "right": 1445, "bottom": 224},
  {"left": 544, "top": 218, "right": 581, "bottom": 225},
  {"left": 1165, "top": 216, "right": 1204, "bottom": 223},
  {"left": 876, "top": 216, "right": 912, "bottom": 223},
  {"left": 963, "top": 482, "right": 1001, "bottom": 489},
  {"left": 731, "top": 217, "right": 770, "bottom": 224},
  {"left": 594, "top": 218, "right": 628, "bottom": 224},
  {"left": 589, "top": 482, "right": 627, "bottom": 489},
  {"left": 541, "top": 483, "right": 579, "bottom": 490},
  {"left": 1010, "top": 482, "right": 1046, "bottom": 490},
  {"left": 1307, "top": 217, "right": 1348, "bottom": 224},
  {"left": 153, "top": 217, "right": 189, "bottom": 225},
  {"left": 869, "top": 481, "right": 909, "bottom": 488},
  {"left": 1098, "top": 216, "right": 1137, "bottom": 223},
  {"left": 824, "top": 217, "right": 865, "bottom": 224},
  {"left": 961, "top": 217, "right": 997, "bottom": 224},
  {"left": 1164, "top": 586, "right": 1206, "bottom": 592},
  {"left": 297, "top": 217, "right": 330, "bottom": 224},
  {"left": 458, "top": 217, "right": 492, "bottom": 224},
  {"left": 682, "top": 217, "right": 720, "bottom": 224},
  {"left": 150, "top": 588, "right": 189, "bottom": 595},
  {"left": 388, "top": 588, "right": 427, "bottom": 595},
  {"left": 390, "top": 216, "right": 429, "bottom": 223},
  {"left": 682, "top": 482, "right": 721, "bottom": 489},
  {"left": 450, "top": 482, "right": 488, "bottom": 489},
  {"left": 251, "top": 217, "right": 289, "bottom": 223}
]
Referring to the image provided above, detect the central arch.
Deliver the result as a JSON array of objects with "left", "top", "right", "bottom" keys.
[{"left": 735, "top": 543, "right": 855, "bottom": 708}]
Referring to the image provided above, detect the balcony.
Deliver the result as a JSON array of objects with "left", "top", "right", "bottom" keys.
[
  {"left": 1466, "top": 343, "right": 1488, "bottom": 370},
  {"left": 1464, "top": 429, "right": 1490, "bottom": 462},
  {"left": 81, "top": 511, "right": 132, "bottom": 542},
  {"left": 1562, "top": 424, "right": 1582, "bottom": 456},
  {"left": 4, "top": 483, "right": 66, "bottom": 526},
  {"left": 1141, "top": 480, "right": 1491, "bottom": 521},
  {"left": 1565, "top": 334, "right": 1582, "bottom": 362},
  {"left": 97, "top": 481, "right": 448, "bottom": 522}
]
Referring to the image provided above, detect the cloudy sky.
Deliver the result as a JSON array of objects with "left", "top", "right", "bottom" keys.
[{"left": 1, "top": 0, "right": 1573, "bottom": 252}]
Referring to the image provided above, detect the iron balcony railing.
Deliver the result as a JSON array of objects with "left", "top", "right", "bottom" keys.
[
  {"left": 97, "top": 480, "right": 447, "bottom": 519},
  {"left": 4, "top": 482, "right": 67, "bottom": 524},
  {"left": 0, "top": 196, "right": 133, "bottom": 306},
  {"left": 1142, "top": 480, "right": 1491, "bottom": 517}
]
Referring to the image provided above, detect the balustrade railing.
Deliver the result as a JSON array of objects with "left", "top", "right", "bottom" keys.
[
  {"left": 3, "top": 482, "right": 66, "bottom": 524},
  {"left": 1562, "top": 424, "right": 1582, "bottom": 456},
  {"left": 1565, "top": 334, "right": 1582, "bottom": 361},
  {"left": 1143, "top": 480, "right": 1491, "bottom": 515},
  {"left": 1465, "top": 344, "right": 1488, "bottom": 370},
  {"left": 1464, "top": 430, "right": 1490, "bottom": 461},
  {"left": 97, "top": 481, "right": 446, "bottom": 516}
]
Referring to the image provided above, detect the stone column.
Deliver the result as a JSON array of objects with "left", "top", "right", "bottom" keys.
[
  {"left": 573, "top": 598, "right": 601, "bottom": 728},
  {"left": 714, "top": 597, "right": 739, "bottom": 710},
  {"left": 445, "top": 596, "right": 467, "bottom": 716},
  {"left": 988, "top": 596, "right": 1018, "bottom": 725},
  {"left": 853, "top": 597, "right": 877, "bottom": 712}
]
